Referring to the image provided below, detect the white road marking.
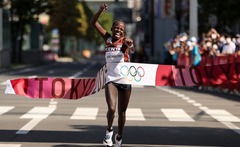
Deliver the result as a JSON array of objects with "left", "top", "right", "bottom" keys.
[
  {"left": 0, "top": 81, "right": 7, "bottom": 85},
  {"left": 17, "top": 107, "right": 55, "bottom": 134},
  {"left": 0, "top": 144, "right": 21, "bottom": 147},
  {"left": 187, "top": 99, "right": 196, "bottom": 103},
  {"left": 7, "top": 62, "right": 57, "bottom": 75},
  {"left": 205, "top": 109, "right": 240, "bottom": 122},
  {"left": 177, "top": 94, "right": 185, "bottom": 97},
  {"left": 182, "top": 96, "right": 190, "bottom": 100},
  {"left": 161, "top": 108, "right": 195, "bottom": 122},
  {"left": 47, "top": 70, "right": 54, "bottom": 74},
  {"left": 0, "top": 106, "right": 14, "bottom": 115},
  {"left": 20, "top": 107, "right": 55, "bottom": 119},
  {"left": 68, "top": 62, "right": 96, "bottom": 78},
  {"left": 127, "top": 108, "right": 145, "bottom": 121},
  {"left": 71, "top": 107, "right": 99, "bottom": 120},
  {"left": 199, "top": 106, "right": 209, "bottom": 111},
  {"left": 157, "top": 86, "right": 240, "bottom": 135},
  {"left": 193, "top": 103, "right": 202, "bottom": 107},
  {"left": 28, "top": 75, "right": 37, "bottom": 78},
  {"left": 69, "top": 71, "right": 83, "bottom": 78},
  {"left": 222, "top": 122, "right": 240, "bottom": 135},
  {"left": 16, "top": 119, "right": 42, "bottom": 134},
  {"left": 48, "top": 99, "right": 58, "bottom": 108}
]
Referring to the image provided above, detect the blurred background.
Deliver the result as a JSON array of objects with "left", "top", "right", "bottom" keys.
[{"left": 0, "top": 0, "right": 239, "bottom": 67}]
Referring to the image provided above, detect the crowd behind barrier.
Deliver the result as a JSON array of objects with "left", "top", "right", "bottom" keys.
[
  {"left": 164, "top": 28, "right": 240, "bottom": 95},
  {"left": 200, "top": 54, "right": 240, "bottom": 66}
]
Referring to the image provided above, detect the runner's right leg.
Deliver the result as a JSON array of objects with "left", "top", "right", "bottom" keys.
[{"left": 104, "top": 82, "right": 118, "bottom": 146}]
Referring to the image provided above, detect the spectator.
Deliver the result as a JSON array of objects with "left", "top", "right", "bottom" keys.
[
  {"left": 166, "top": 29, "right": 240, "bottom": 66},
  {"left": 235, "top": 34, "right": 240, "bottom": 56},
  {"left": 217, "top": 34, "right": 226, "bottom": 53},
  {"left": 207, "top": 28, "right": 220, "bottom": 43},
  {"left": 222, "top": 36, "right": 236, "bottom": 55},
  {"left": 177, "top": 39, "right": 190, "bottom": 66},
  {"left": 189, "top": 37, "right": 202, "bottom": 66},
  {"left": 169, "top": 39, "right": 180, "bottom": 65}
]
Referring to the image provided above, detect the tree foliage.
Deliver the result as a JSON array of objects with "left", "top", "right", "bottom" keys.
[
  {"left": 11, "top": 0, "right": 51, "bottom": 22},
  {"left": 84, "top": 4, "right": 113, "bottom": 45},
  {"left": 47, "top": 0, "right": 80, "bottom": 37},
  {"left": 48, "top": 1, "right": 113, "bottom": 45},
  {"left": 9, "top": 0, "right": 52, "bottom": 63},
  {"left": 198, "top": 0, "right": 240, "bottom": 34},
  {"left": 76, "top": 2, "right": 88, "bottom": 37},
  {"left": 93, "top": 9, "right": 113, "bottom": 45},
  {"left": 77, "top": 1, "right": 96, "bottom": 42}
]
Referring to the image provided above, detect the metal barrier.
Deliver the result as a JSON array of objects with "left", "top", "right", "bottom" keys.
[
  {"left": 200, "top": 54, "right": 240, "bottom": 66},
  {"left": 199, "top": 55, "right": 240, "bottom": 95}
]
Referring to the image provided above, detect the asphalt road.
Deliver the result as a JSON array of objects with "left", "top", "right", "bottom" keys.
[{"left": 0, "top": 57, "right": 239, "bottom": 147}]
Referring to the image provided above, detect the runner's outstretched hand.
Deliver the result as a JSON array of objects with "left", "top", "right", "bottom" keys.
[
  {"left": 99, "top": 3, "right": 108, "bottom": 11},
  {"left": 124, "top": 38, "right": 133, "bottom": 48}
]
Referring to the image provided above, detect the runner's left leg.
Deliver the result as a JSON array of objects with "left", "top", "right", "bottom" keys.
[{"left": 117, "top": 85, "right": 132, "bottom": 137}]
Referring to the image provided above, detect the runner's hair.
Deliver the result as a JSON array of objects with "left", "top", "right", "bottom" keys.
[
  {"left": 112, "top": 19, "right": 126, "bottom": 36},
  {"left": 112, "top": 19, "right": 125, "bottom": 27}
]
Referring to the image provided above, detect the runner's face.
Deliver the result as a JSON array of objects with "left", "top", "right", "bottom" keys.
[{"left": 112, "top": 21, "right": 125, "bottom": 40}]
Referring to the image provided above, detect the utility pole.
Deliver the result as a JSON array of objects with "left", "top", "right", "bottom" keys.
[
  {"left": 0, "top": 8, "right": 2, "bottom": 52},
  {"left": 176, "top": 0, "right": 182, "bottom": 34},
  {"left": 189, "top": 0, "right": 198, "bottom": 37},
  {"left": 150, "top": 0, "right": 154, "bottom": 62}
]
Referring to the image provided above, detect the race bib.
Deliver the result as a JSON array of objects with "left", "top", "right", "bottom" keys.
[{"left": 105, "top": 51, "right": 124, "bottom": 63}]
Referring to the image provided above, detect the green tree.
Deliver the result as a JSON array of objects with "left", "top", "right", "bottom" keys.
[
  {"left": 76, "top": 1, "right": 95, "bottom": 42},
  {"left": 48, "top": 0, "right": 79, "bottom": 37},
  {"left": 48, "top": 1, "right": 113, "bottom": 55},
  {"left": 10, "top": 0, "right": 52, "bottom": 63},
  {"left": 198, "top": 0, "right": 240, "bottom": 34},
  {"left": 94, "top": 11, "right": 113, "bottom": 45},
  {"left": 79, "top": 2, "right": 113, "bottom": 45},
  {"left": 47, "top": 0, "right": 80, "bottom": 55},
  {"left": 76, "top": 2, "right": 88, "bottom": 38}
]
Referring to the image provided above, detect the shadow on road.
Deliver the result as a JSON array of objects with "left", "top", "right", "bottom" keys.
[{"left": 0, "top": 125, "right": 239, "bottom": 146}]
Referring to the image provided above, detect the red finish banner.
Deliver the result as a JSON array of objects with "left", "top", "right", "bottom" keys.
[{"left": 5, "top": 62, "right": 240, "bottom": 99}]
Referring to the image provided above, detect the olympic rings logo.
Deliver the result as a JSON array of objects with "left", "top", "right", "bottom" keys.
[{"left": 119, "top": 65, "right": 145, "bottom": 82}]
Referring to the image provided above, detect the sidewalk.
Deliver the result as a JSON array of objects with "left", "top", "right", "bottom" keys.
[
  {"left": 0, "top": 64, "right": 34, "bottom": 73},
  {"left": 0, "top": 56, "right": 74, "bottom": 73}
]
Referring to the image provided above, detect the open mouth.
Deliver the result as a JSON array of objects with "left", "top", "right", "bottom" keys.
[{"left": 114, "top": 32, "right": 121, "bottom": 38}]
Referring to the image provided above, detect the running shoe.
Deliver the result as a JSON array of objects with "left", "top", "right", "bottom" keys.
[
  {"left": 103, "top": 130, "right": 113, "bottom": 146},
  {"left": 114, "top": 134, "right": 122, "bottom": 147}
]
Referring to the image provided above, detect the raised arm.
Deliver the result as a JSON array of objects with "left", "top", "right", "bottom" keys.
[{"left": 90, "top": 4, "right": 108, "bottom": 39}]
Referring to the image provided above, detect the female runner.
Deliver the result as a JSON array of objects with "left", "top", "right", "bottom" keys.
[{"left": 90, "top": 3, "right": 134, "bottom": 147}]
